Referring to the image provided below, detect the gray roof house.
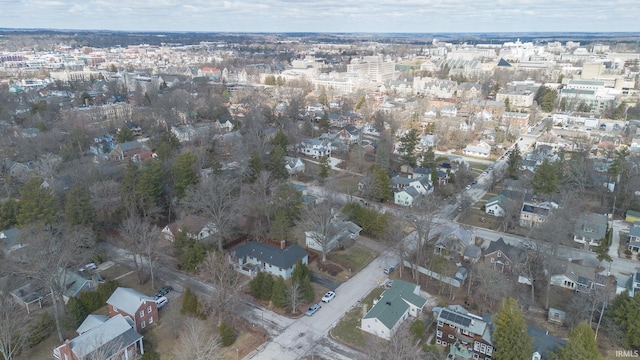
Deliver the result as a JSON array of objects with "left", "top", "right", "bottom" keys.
[
  {"left": 435, "top": 224, "right": 475, "bottom": 257},
  {"left": 305, "top": 220, "right": 362, "bottom": 254},
  {"left": 53, "top": 314, "right": 144, "bottom": 360},
  {"left": 485, "top": 194, "right": 508, "bottom": 217},
  {"left": 528, "top": 326, "right": 566, "bottom": 360},
  {"left": 361, "top": 280, "right": 428, "bottom": 340},
  {"left": 550, "top": 261, "right": 607, "bottom": 293},
  {"left": 229, "top": 241, "right": 308, "bottom": 280},
  {"left": 573, "top": 212, "right": 608, "bottom": 247}
]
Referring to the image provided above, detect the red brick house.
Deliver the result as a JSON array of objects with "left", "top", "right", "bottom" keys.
[
  {"left": 434, "top": 305, "right": 494, "bottom": 359},
  {"left": 483, "top": 237, "right": 523, "bottom": 275},
  {"left": 106, "top": 287, "right": 158, "bottom": 332}
]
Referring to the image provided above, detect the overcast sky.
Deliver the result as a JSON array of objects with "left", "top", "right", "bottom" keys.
[{"left": 1, "top": 0, "right": 638, "bottom": 33}]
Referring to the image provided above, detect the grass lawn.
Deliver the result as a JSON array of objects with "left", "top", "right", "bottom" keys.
[
  {"left": 330, "top": 287, "right": 384, "bottom": 350},
  {"left": 330, "top": 172, "right": 363, "bottom": 196},
  {"left": 329, "top": 244, "right": 376, "bottom": 274},
  {"left": 458, "top": 208, "right": 501, "bottom": 231}
]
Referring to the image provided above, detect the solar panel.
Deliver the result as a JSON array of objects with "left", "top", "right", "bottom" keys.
[{"left": 441, "top": 309, "right": 472, "bottom": 327}]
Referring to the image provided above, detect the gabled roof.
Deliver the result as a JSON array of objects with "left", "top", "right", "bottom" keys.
[
  {"left": 76, "top": 314, "right": 109, "bottom": 335},
  {"left": 435, "top": 305, "right": 492, "bottom": 343},
  {"left": 484, "top": 238, "right": 522, "bottom": 261},
  {"left": 573, "top": 212, "right": 608, "bottom": 240},
  {"left": 528, "top": 326, "right": 566, "bottom": 359},
  {"left": 486, "top": 194, "right": 507, "bottom": 208},
  {"left": 106, "top": 287, "right": 155, "bottom": 316},
  {"left": 117, "top": 140, "right": 143, "bottom": 152},
  {"left": 497, "top": 58, "right": 512, "bottom": 67},
  {"left": 363, "top": 280, "right": 427, "bottom": 329},
  {"left": 437, "top": 224, "right": 474, "bottom": 248},
  {"left": 629, "top": 222, "right": 640, "bottom": 238},
  {"left": 61, "top": 314, "right": 142, "bottom": 359},
  {"left": 232, "top": 241, "right": 307, "bottom": 270},
  {"left": 399, "top": 186, "right": 420, "bottom": 198}
]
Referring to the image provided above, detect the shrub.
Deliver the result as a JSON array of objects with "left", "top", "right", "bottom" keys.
[
  {"left": 141, "top": 351, "right": 160, "bottom": 360},
  {"left": 271, "top": 277, "right": 287, "bottom": 308},
  {"left": 65, "top": 297, "right": 89, "bottom": 329},
  {"left": 219, "top": 321, "right": 236, "bottom": 347},
  {"left": 181, "top": 285, "right": 206, "bottom": 319},
  {"left": 410, "top": 319, "right": 426, "bottom": 340},
  {"left": 28, "top": 312, "right": 55, "bottom": 347}
]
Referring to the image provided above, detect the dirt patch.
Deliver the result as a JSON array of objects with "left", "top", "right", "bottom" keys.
[{"left": 317, "top": 262, "right": 343, "bottom": 276}]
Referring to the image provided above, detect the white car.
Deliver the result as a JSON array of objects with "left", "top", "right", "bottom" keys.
[
  {"left": 321, "top": 291, "right": 336, "bottom": 303},
  {"left": 465, "top": 185, "right": 471, "bottom": 190}
]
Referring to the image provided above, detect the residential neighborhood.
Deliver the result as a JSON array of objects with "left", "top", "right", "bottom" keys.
[{"left": 1, "top": 29, "right": 640, "bottom": 360}]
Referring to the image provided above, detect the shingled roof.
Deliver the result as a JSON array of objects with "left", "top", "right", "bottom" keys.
[{"left": 232, "top": 241, "right": 307, "bottom": 270}]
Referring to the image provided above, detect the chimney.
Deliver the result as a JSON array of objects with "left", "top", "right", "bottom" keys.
[{"left": 280, "top": 240, "right": 286, "bottom": 250}]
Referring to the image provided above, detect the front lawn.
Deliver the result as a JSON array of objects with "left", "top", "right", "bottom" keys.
[
  {"left": 329, "top": 244, "right": 376, "bottom": 275},
  {"left": 330, "top": 287, "right": 384, "bottom": 350}
]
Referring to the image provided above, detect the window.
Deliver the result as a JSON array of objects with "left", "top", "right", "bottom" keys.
[
  {"left": 149, "top": 317, "right": 153, "bottom": 324},
  {"left": 448, "top": 334, "right": 455, "bottom": 339},
  {"left": 461, "top": 329, "right": 469, "bottom": 336},
  {"left": 436, "top": 339, "right": 441, "bottom": 345},
  {"left": 113, "top": 306, "right": 118, "bottom": 312},
  {"left": 491, "top": 258, "right": 495, "bottom": 263},
  {"left": 473, "top": 355, "right": 479, "bottom": 359},
  {"left": 64, "top": 355, "right": 69, "bottom": 360},
  {"left": 497, "top": 251, "right": 501, "bottom": 257},
  {"left": 139, "top": 310, "right": 144, "bottom": 317},
  {"left": 437, "top": 321, "right": 443, "bottom": 327},
  {"left": 141, "top": 321, "right": 146, "bottom": 329},
  {"left": 437, "top": 330, "right": 442, "bottom": 338},
  {"left": 147, "top": 306, "right": 152, "bottom": 313},
  {"left": 449, "top": 324, "right": 455, "bottom": 328}
]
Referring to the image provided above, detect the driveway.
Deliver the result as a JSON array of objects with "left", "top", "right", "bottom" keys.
[{"left": 311, "top": 271, "right": 342, "bottom": 291}]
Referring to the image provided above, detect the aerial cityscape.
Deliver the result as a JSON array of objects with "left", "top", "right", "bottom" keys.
[{"left": 1, "top": 5, "right": 640, "bottom": 360}]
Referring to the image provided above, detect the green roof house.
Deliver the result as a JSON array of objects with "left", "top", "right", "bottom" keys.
[{"left": 361, "top": 279, "right": 428, "bottom": 339}]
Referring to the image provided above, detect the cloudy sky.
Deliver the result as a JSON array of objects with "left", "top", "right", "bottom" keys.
[{"left": 1, "top": 0, "right": 638, "bottom": 33}]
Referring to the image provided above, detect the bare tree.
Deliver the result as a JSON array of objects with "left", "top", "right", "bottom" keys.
[
  {"left": 286, "top": 281, "right": 304, "bottom": 314},
  {"left": 173, "top": 318, "right": 221, "bottom": 360},
  {"left": 89, "top": 179, "right": 122, "bottom": 226},
  {"left": 303, "top": 199, "right": 338, "bottom": 263},
  {"left": 384, "top": 217, "right": 411, "bottom": 279},
  {"left": 10, "top": 224, "right": 94, "bottom": 343},
  {"left": 366, "top": 322, "right": 423, "bottom": 360},
  {"left": 0, "top": 292, "right": 27, "bottom": 360},
  {"left": 120, "top": 215, "right": 162, "bottom": 288},
  {"left": 201, "top": 252, "right": 239, "bottom": 326},
  {"left": 409, "top": 194, "right": 440, "bottom": 285},
  {"left": 471, "top": 262, "right": 513, "bottom": 309},
  {"left": 185, "top": 174, "right": 240, "bottom": 251}
]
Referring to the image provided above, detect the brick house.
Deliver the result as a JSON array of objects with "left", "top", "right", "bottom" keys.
[
  {"left": 106, "top": 287, "right": 158, "bottom": 332},
  {"left": 434, "top": 305, "right": 494, "bottom": 360}
]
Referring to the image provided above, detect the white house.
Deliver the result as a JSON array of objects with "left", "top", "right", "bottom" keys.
[
  {"left": 361, "top": 280, "right": 427, "bottom": 340},
  {"left": 229, "top": 241, "right": 308, "bottom": 280},
  {"left": 162, "top": 215, "right": 217, "bottom": 242},
  {"left": 485, "top": 194, "right": 507, "bottom": 217},
  {"left": 463, "top": 142, "right": 491, "bottom": 158},
  {"left": 573, "top": 212, "right": 608, "bottom": 246},
  {"left": 394, "top": 187, "right": 420, "bottom": 207},
  {"left": 305, "top": 220, "right": 362, "bottom": 253},
  {"left": 284, "top": 156, "right": 305, "bottom": 174},
  {"left": 298, "top": 139, "right": 331, "bottom": 159}
]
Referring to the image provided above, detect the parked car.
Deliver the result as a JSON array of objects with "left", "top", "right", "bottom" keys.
[
  {"left": 155, "top": 285, "right": 173, "bottom": 298},
  {"left": 471, "top": 180, "right": 477, "bottom": 185},
  {"left": 384, "top": 265, "right": 395, "bottom": 274},
  {"left": 305, "top": 303, "right": 321, "bottom": 316},
  {"left": 465, "top": 185, "right": 471, "bottom": 190},
  {"left": 321, "top": 291, "right": 336, "bottom": 303},
  {"left": 156, "top": 296, "right": 168, "bottom": 309}
]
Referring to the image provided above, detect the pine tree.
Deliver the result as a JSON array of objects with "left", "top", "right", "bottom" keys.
[
  {"left": 64, "top": 185, "right": 96, "bottom": 229},
  {"left": 271, "top": 130, "right": 288, "bottom": 153},
  {"left": 318, "top": 156, "right": 330, "bottom": 181},
  {"left": 0, "top": 196, "right": 20, "bottom": 229},
  {"left": 115, "top": 126, "right": 134, "bottom": 143},
  {"left": 493, "top": 297, "right": 532, "bottom": 360},
  {"left": 245, "top": 150, "right": 264, "bottom": 183},
  {"left": 506, "top": 144, "right": 522, "bottom": 180},
  {"left": 554, "top": 322, "right": 600, "bottom": 360},
  {"left": 17, "top": 177, "right": 58, "bottom": 226},
  {"left": 268, "top": 146, "right": 288, "bottom": 180},
  {"left": 250, "top": 272, "right": 265, "bottom": 298},
  {"left": 269, "top": 208, "right": 291, "bottom": 241},
  {"left": 398, "top": 129, "right": 419, "bottom": 166},
  {"left": 259, "top": 275, "right": 274, "bottom": 301},
  {"left": 172, "top": 151, "right": 198, "bottom": 198},
  {"left": 531, "top": 158, "right": 560, "bottom": 194},
  {"left": 136, "top": 159, "right": 166, "bottom": 214},
  {"left": 271, "top": 277, "right": 287, "bottom": 308},
  {"left": 219, "top": 321, "right": 236, "bottom": 347}
]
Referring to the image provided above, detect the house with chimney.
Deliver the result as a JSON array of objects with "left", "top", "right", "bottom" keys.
[
  {"left": 53, "top": 314, "right": 144, "bottom": 360},
  {"left": 106, "top": 287, "right": 158, "bottom": 333},
  {"left": 361, "top": 280, "right": 428, "bottom": 340},
  {"left": 433, "top": 305, "right": 494, "bottom": 360}
]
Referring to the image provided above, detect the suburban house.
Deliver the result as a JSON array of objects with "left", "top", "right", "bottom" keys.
[
  {"left": 336, "top": 125, "right": 361, "bottom": 144},
  {"left": 59, "top": 268, "right": 97, "bottom": 303},
  {"left": 434, "top": 224, "right": 476, "bottom": 258},
  {"left": 229, "top": 241, "right": 308, "bottom": 280},
  {"left": 298, "top": 138, "right": 331, "bottom": 159},
  {"left": 528, "top": 326, "right": 567, "bottom": 360},
  {"left": 627, "top": 222, "right": 640, "bottom": 253},
  {"left": 519, "top": 201, "right": 555, "bottom": 227},
  {"left": 215, "top": 118, "right": 235, "bottom": 132},
  {"left": 394, "top": 187, "right": 420, "bottom": 207},
  {"left": 361, "top": 280, "right": 428, "bottom": 340},
  {"left": 626, "top": 210, "right": 640, "bottom": 223},
  {"left": 550, "top": 261, "right": 607, "bottom": 293},
  {"left": 462, "top": 142, "right": 491, "bottom": 158},
  {"left": 305, "top": 220, "right": 362, "bottom": 254},
  {"left": 483, "top": 238, "right": 522, "bottom": 274},
  {"left": 573, "top": 212, "right": 608, "bottom": 247},
  {"left": 485, "top": 194, "right": 508, "bottom": 217},
  {"left": 106, "top": 287, "right": 158, "bottom": 332},
  {"left": 109, "top": 140, "right": 146, "bottom": 161},
  {"left": 433, "top": 305, "right": 494, "bottom": 360},
  {"left": 53, "top": 314, "right": 144, "bottom": 360},
  {"left": 162, "top": 215, "right": 217, "bottom": 242},
  {"left": 284, "top": 156, "right": 306, "bottom": 174}
]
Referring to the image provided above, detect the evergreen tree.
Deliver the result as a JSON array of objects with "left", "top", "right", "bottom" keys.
[
  {"left": 136, "top": 159, "right": 166, "bottom": 215},
  {"left": 172, "top": 152, "right": 198, "bottom": 199},
  {"left": 271, "top": 182, "right": 303, "bottom": 223},
  {"left": 219, "top": 321, "right": 236, "bottom": 347},
  {"left": 0, "top": 196, "right": 20, "bottom": 229},
  {"left": 606, "top": 292, "right": 640, "bottom": 349},
  {"left": 155, "top": 130, "right": 181, "bottom": 162},
  {"left": 259, "top": 275, "right": 274, "bottom": 301},
  {"left": 271, "top": 277, "right": 287, "bottom": 308},
  {"left": 17, "top": 177, "right": 58, "bottom": 226},
  {"left": 375, "top": 135, "right": 392, "bottom": 170},
  {"left": 319, "top": 111, "right": 330, "bottom": 133},
  {"left": 64, "top": 185, "right": 97, "bottom": 229},
  {"left": 245, "top": 150, "right": 264, "bottom": 183},
  {"left": 268, "top": 146, "right": 288, "bottom": 180},
  {"left": 180, "top": 240, "right": 206, "bottom": 273},
  {"left": 271, "top": 130, "right": 288, "bottom": 153},
  {"left": 270, "top": 208, "right": 291, "bottom": 241},
  {"left": 493, "top": 297, "right": 532, "bottom": 360},
  {"left": 318, "top": 156, "right": 330, "bottom": 181},
  {"left": 368, "top": 165, "right": 391, "bottom": 202},
  {"left": 250, "top": 272, "right": 265, "bottom": 298},
  {"left": 531, "top": 158, "right": 560, "bottom": 194},
  {"left": 506, "top": 144, "right": 522, "bottom": 180},
  {"left": 115, "top": 126, "right": 134, "bottom": 143},
  {"left": 65, "top": 297, "right": 89, "bottom": 328},
  {"left": 398, "top": 129, "right": 420, "bottom": 166},
  {"left": 554, "top": 322, "right": 600, "bottom": 360},
  {"left": 121, "top": 160, "right": 140, "bottom": 211},
  {"left": 299, "top": 275, "right": 315, "bottom": 302},
  {"left": 421, "top": 146, "right": 436, "bottom": 168}
]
